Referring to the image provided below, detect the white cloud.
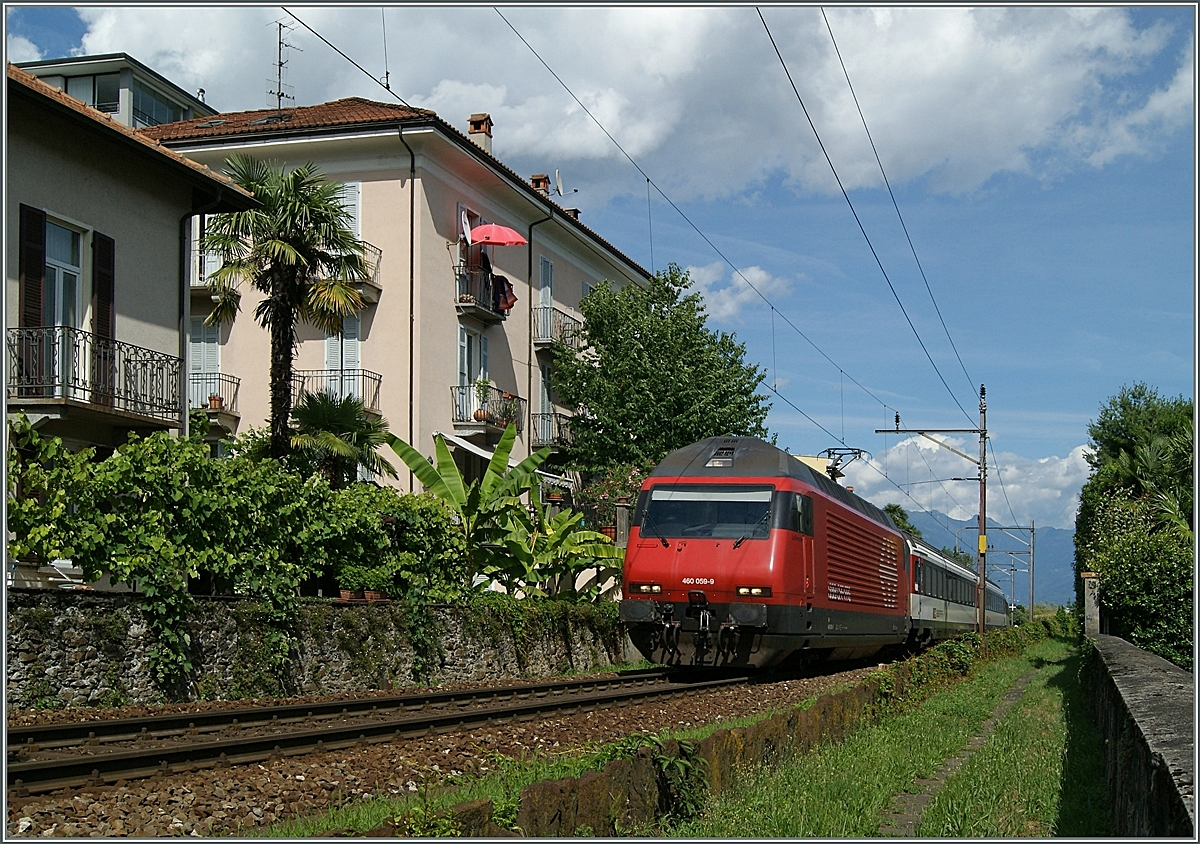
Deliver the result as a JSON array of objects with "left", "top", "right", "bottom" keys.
[
  {"left": 6, "top": 33, "right": 42, "bottom": 62},
  {"left": 840, "top": 437, "right": 1091, "bottom": 529},
  {"left": 66, "top": 7, "right": 1192, "bottom": 203},
  {"left": 687, "top": 261, "right": 791, "bottom": 322}
]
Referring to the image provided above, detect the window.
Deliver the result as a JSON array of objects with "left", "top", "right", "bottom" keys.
[
  {"left": 335, "top": 182, "right": 361, "bottom": 239},
  {"left": 325, "top": 316, "right": 361, "bottom": 400},
  {"left": 65, "top": 73, "right": 119, "bottom": 113},
  {"left": 457, "top": 325, "right": 488, "bottom": 387},
  {"left": 641, "top": 484, "right": 773, "bottom": 540},
  {"left": 189, "top": 316, "right": 220, "bottom": 408},
  {"left": 43, "top": 221, "right": 82, "bottom": 329},
  {"left": 582, "top": 280, "right": 593, "bottom": 301},
  {"left": 131, "top": 79, "right": 183, "bottom": 127}
]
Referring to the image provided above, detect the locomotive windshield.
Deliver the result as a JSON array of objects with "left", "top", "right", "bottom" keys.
[{"left": 639, "top": 484, "right": 774, "bottom": 540}]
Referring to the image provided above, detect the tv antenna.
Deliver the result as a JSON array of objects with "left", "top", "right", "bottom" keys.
[
  {"left": 267, "top": 18, "right": 300, "bottom": 110},
  {"left": 379, "top": 8, "right": 391, "bottom": 90},
  {"left": 554, "top": 169, "right": 577, "bottom": 197}
]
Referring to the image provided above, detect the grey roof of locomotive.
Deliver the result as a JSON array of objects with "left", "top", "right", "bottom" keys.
[{"left": 647, "top": 436, "right": 898, "bottom": 533}]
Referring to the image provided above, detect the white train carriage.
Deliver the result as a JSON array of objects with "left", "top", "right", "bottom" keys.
[{"left": 907, "top": 538, "right": 1008, "bottom": 643}]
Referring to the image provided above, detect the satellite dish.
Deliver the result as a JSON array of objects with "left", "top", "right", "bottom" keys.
[
  {"left": 461, "top": 210, "right": 472, "bottom": 246},
  {"left": 555, "top": 169, "right": 564, "bottom": 197}
]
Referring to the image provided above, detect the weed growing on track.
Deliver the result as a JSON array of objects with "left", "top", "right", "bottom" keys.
[
  {"left": 918, "top": 647, "right": 1111, "bottom": 837},
  {"left": 668, "top": 638, "right": 1072, "bottom": 838}
]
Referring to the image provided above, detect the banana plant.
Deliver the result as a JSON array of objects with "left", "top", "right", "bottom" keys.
[
  {"left": 385, "top": 424, "right": 551, "bottom": 573},
  {"left": 490, "top": 484, "right": 624, "bottom": 599}
]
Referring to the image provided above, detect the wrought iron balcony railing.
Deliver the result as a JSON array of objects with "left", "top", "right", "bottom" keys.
[
  {"left": 451, "top": 383, "right": 526, "bottom": 434},
  {"left": 188, "top": 372, "right": 241, "bottom": 414},
  {"left": 7, "top": 326, "right": 183, "bottom": 424},
  {"left": 533, "top": 306, "right": 582, "bottom": 348},
  {"left": 454, "top": 264, "right": 507, "bottom": 322},
  {"left": 293, "top": 368, "right": 382, "bottom": 415},
  {"left": 531, "top": 412, "right": 574, "bottom": 449}
]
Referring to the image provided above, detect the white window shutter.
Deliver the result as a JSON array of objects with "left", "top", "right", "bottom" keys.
[
  {"left": 338, "top": 182, "right": 361, "bottom": 239},
  {"left": 458, "top": 325, "right": 469, "bottom": 386},
  {"left": 480, "top": 334, "right": 489, "bottom": 380}
]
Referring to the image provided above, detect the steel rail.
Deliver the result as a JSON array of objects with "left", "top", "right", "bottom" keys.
[
  {"left": 8, "top": 674, "right": 746, "bottom": 795},
  {"left": 8, "top": 671, "right": 676, "bottom": 748}
]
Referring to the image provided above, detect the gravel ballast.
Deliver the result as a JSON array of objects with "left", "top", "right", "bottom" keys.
[{"left": 6, "top": 666, "right": 877, "bottom": 837}]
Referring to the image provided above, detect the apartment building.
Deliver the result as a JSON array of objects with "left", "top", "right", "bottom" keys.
[
  {"left": 16, "top": 53, "right": 216, "bottom": 129},
  {"left": 5, "top": 64, "right": 255, "bottom": 453},
  {"left": 142, "top": 97, "right": 651, "bottom": 486}
]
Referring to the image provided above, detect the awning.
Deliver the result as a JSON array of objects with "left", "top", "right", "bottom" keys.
[{"left": 433, "top": 431, "right": 575, "bottom": 490}]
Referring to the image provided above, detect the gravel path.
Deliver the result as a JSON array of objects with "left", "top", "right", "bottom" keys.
[{"left": 6, "top": 665, "right": 877, "bottom": 838}]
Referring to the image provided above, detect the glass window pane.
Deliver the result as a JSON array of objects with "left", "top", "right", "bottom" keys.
[
  {"left": 66, "top": 75, "right": 93, "bottom": 105},
  {"left": 45, "top": 222, "right": 80, "bottom": 267},
  {"left": 94, "top": 74, "right": 119, "bottom": 112},
  {"left": 62, "top": 273, "right": 77, "bottom": 327}
]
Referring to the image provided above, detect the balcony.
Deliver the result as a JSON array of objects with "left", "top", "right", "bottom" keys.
[
  {"left": 354, "top": 240, "right": 384, "bottom": 304},
  {"left": 531, "top": 413, "right": 574, "bottom": 450},
  {"left": 7, "top": 326, "right": 182, "bottom": 427},
  {"left": 188, "top": 372, "right": 241, "bottom": 434},
  {"left": 533, "top": 306, "right": 582, "bottom": 350},
  {"left": 451, "top": 384, "right": 526, "bottom": 436},
  {"left": 454, "top": 264, "right": 506, "bottom": 323},
  {"left": 293, "top": 369, "right": 382, "bottom": 416}
]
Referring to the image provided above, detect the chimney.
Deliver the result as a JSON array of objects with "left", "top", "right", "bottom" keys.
[
  {"left": 468, "top": 113, "right": 493, "bottom": 155},
  {"left": 563, "top": 208, "right": 581, "bottom": 221},
  {"left": 196, "top": 88, "right": 205, "bottom": 103},
  {"left": 531, "top": 174, "right": 551, "bottom": 195}
]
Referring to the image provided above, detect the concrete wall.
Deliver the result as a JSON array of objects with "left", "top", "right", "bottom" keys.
[
  {"left": 1085, "top": 634, "right": 1194, "bottom": 837},
  {"left": 5, "top": 589, "right": 624, "bottom": 707}
]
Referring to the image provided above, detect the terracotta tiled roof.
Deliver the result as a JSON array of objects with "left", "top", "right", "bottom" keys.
[
  {"left": 139, "top": 97, "right": 434, "bottom": 142},
  {"left": 140, "top": 95, "right": 650, "bottom": 280},
  {"left": 6, "top": 63, "right": 254, "bottom": 205}
]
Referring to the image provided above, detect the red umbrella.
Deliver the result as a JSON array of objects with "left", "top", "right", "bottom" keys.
[{"left": 469, "top": 223, "right": 527, "bottom": 246}]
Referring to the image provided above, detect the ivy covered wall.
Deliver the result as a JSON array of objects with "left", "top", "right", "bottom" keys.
[{"left": 6, "top": 590, "right": 625, "bottom": 708}]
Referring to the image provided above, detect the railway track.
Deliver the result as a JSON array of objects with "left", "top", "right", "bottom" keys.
[{"left": 8, "top": 669, "right": 750, "bottom": 795}]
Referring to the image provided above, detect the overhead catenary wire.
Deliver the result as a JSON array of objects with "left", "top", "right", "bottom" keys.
[
  {"left": 988, "top": 438, "right": 1021, "bottom": 527},
  {"left": 757, "top": 7, "right": 975, "bottom": 427},
  {"left": 493, "top": 6, "right": 898, "bottom": 420},
  {"left": 820, "top": 7, "right": 978, "bottom": 403},
  {"left": 279, "top": 6, "right": 992, "bottom": 538}
]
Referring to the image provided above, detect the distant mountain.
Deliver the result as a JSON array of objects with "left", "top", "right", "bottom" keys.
[{"left": 898, "top": 510, "right": 1076, "bottom": 609}]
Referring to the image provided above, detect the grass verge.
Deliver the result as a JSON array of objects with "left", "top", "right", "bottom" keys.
[
  {"left": 917, "top": 646, "right": 1111, "bottom": 837},
  {"left": 250, "top": 675, "right": 857, "bottom": 838},
  {"left": 668, "top": 637, "right": 1076, "bottom": 838}
]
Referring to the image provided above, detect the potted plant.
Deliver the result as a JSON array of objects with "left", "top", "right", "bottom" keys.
[
  {"left": 337, "top": 565, "right": 368, "bottom": 601},
  {"left": 208, "top": 393, "right": 224, "bottom": 410},
  {"left": 577, "top": 462, "right": 653, "bottom": 527},
  {"left": 473, "top": 378, "right": 491, "bottom": 421}
]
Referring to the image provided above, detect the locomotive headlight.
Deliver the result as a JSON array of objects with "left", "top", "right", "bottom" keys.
[
  {"left": 736, "top": 586, "right": 772, "bottom": 597},
  {"left": 631, "top": 583, "right": 662, "bottom": 594}
]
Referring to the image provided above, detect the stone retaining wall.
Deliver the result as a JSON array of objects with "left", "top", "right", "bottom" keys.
[
  {"left": 5, "top": 589, "right": 623, "bottom": 707},
  {"left": 1085, "top": 634, "right": 1194, "bottom": 837}
]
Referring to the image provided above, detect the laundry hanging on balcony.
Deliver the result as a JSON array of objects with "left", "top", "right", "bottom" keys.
[{"left": 494, "top": 275, "right": 517, "bottom": 314}]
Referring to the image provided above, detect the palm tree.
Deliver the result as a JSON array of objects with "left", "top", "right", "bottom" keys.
[
  {"left": 291, "top": 391, "right": 398, "bottom": 488},
  {"left": 202, "top": 154, "right": 368, "bottom": 459}
]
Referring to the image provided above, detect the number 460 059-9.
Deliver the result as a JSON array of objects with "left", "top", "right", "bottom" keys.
[{"left": 681, "top": 577, "right": 714, "bottom": 585}]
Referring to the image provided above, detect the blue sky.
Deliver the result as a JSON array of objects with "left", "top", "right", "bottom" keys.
[{"left": 7, "top": 6, "right": 1194, "bottom": 530}]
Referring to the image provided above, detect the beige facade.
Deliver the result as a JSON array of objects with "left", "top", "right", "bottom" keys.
[
  {"left": 147, "top": 99, "right": 650, "bottom": 487},
  {"left": 4, "top": 65, "right": 254, "bottom": 451}
]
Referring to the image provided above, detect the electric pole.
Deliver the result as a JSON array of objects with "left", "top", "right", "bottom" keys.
[{"left": 877, "top": 383, "right": 988, "bottom": 633}]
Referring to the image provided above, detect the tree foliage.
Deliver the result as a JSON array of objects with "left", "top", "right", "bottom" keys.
[
  {"left": 202, "top": 155, "right": 368, "bottom": 459},
  {"left": 1074, "top": 383, "right": 1193, "bottom": 669},
  {"left": 884, "top": 503, "right": 922, "bottom": 538},
  {"left": 550, "top": 263, "right": 771, "bottom": 474}
]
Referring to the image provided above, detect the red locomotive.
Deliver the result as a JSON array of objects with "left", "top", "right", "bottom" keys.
[{"left": 619, "top": 436, "right": 1007, "bottom": 667}]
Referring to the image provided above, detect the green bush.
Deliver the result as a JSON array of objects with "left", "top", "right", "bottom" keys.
[{"left": 6, "top": 415, "right": 468, "bottom": 693}]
